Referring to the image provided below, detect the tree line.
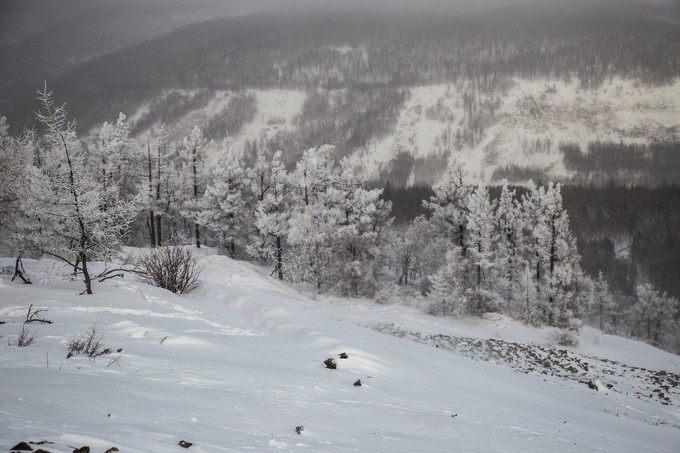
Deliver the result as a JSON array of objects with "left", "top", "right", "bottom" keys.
[{"left": 1, "top": 87, "right": 678, "bottom": 353}]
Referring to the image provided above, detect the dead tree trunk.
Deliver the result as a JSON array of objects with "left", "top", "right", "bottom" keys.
[
  {"left": 11, "top": 252, "right": 31, "bottom": 284},
  {"left": 80, "top": 251, "right": 93, "bottom": 295},
  {"left": 275, "top": 235, "right": 283, "bottom": 280}
]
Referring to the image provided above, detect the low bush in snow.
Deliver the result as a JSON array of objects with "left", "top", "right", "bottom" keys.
[
  {"left": 137, "top": 246, "right": 202, "bottom": 294},
  {"left": 550, "top": 329, "right": 579, "bottom": 347},
  {"left": 13, "top": 325, "right": 36, "bottom": 347},
  {"left": 66, "top": 324, "right": 107, "bottom": 358}
]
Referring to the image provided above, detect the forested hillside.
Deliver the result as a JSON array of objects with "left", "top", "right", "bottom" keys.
[{"left": 384, "top": 183, "right": 680, "bottom": 305}]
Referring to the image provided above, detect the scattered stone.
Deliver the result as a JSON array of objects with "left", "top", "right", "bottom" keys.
[
  {"left": 10, "top": 442, "right": 32, "bottom": 451},
  {"left": 116, "top": 348, "right": 123, "bottom": 353},
  {"left": 339, "top": 352, "right": 348, "bottom": 359},
  {"left": 72, "top": 447, "right": 90, "bottom": 453},
  {"left": 104, "top": 448, "right": 119, "bottom": 453},
  {"left": 587, "top": 380, "right": 599, "bottom": 391},
  {"left": 353, "top": 379, "right": 362, "bottom": 387},
  {"left": 324, "top": 358, "right": 337, "bottom": 370},
  {"left": 294, "top": 425, "right": 304, "bottom": 435},
  {"left": 178, "top": 440, "right": 193, "bottom": 448},
  {"left": 101, "top": 348, "right": 112, "bottom": 355},
  {"left": 66, "top": 352, "right": 74, "bottom": 359}
]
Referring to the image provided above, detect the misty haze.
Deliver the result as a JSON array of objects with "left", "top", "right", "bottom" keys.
[{"left": 1, "top": 0, "right": 680, "bottom": 451}]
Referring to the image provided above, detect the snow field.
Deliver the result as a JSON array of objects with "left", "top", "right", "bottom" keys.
[{"left": 1, "top": 252, "right": 679, "bottom": 452}]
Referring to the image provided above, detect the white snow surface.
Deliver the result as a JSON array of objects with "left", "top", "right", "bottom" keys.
[
  {"left": 349, "top": 77, "right": 680, "bottom": 184},
  {"left": 1, "top": 250, "right": 679, "bottom": 452}
]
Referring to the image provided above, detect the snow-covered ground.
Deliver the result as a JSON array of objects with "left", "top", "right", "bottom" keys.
[
  {"left": 1, "top": 250, "right": 679, "bottom": 452},
  {"left": 111, "top": 77, "right": 680, "bottom": 186},
  {"left": 356, "top": 77, "right": 680, "bottom": 184}
]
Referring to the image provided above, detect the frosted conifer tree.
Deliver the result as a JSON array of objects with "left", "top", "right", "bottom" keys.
[
  {"left": 630, "top": 284, "right": 678, "bottom": 347},
  {"left": 181, "top": 126, "right": 209, "bottom": 247},
  {"left": 495, "top": 180, "right": 525, "bottom": 311},
  {"left": 590, "top": 271, "right": 617, "bottom": 333},
  {"left": 395, "top": 215, "right": 431, "bottom": 287},
  {"left": 26, "top": 86, "right": 137, "bottom": 294},
  {"left": 423, "top": 158, "right": 472, "bottom": 253},
  {"left": 286, "top": 145, "right": 338, "bottom": 291},
  {"left": 142, "top": 125, "right": 179, "bottom": 246},
  {"left": 94, "top": 113, "right": 136, "bottom": 199},
  {"left": 465, "top": 184, "right": 499, "bottom": 314},
  {"left": 196, "top": 140, "right": 251, "bottom": 257},
  {"left": 522, "top": 182, "right": 581, "bottom": 328},
  {"left": 248, "top": 151, "right": 291, "bottom": 279},
  {"left": 466, "top": 184, "right": 497, "bottom": 290},
  {"left": 287, "top": 146, "right": 391, "bottom": 295},
  {"left": 0, "top": 120, "right": 39, "bottom": 283}
]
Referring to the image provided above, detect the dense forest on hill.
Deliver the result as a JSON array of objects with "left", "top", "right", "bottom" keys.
[
  {"left": 383, "top": 183, "right": 680, "bottom": 301},
  {"left": 2, "top": 8, "right": 680, "bottom": 134}
]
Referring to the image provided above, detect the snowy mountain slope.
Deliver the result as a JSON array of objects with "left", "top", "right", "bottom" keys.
[
  {"left": 2, "top": 251, "right": 678, "bottom": 452},
  {"left": 121, "top": 77, "right": 680, "bottom": 185},
  {"left": 123, "top": 88, "right": 307, "bottom": 164},
  {"left": 354, "top": 77, "right": 680, "bottom": 184}
]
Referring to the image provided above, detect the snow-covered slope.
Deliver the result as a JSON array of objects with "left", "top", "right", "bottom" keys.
[
  {"left": 3, "top": 251, "right": 677, "bottom": 452},
  {"left": 125, "top": 88, "right": 306, "bottom": 164},
  {"left": 355, "top": 77, "right": 680, "bottom": 184},
  {"left": 123, "top": 77, "right": 679, "bottom": 185}
]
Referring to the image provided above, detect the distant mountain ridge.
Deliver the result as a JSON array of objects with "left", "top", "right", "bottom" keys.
[{"left": 1, "top": 1, "right": 679, "bottom": 186}]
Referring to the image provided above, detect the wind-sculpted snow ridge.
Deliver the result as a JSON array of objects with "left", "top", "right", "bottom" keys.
[{"left": 374, "top": 322, "right": 680, "bottom": 413}]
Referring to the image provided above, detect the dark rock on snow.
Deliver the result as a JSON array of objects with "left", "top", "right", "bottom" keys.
[
  {"left": 10, "top": 441, "right": 33, "bottom": 451},
  {"left": 339, "top": 352, "right": 348, "bottom": 359},
  {"left": 353, "top": 379, "right": 362, "bottom": 387},
  {"left": 72, "top": 447, "right": 90, "bottom": 453},
  {"left": 295, "top": 425, "right": 304, "bottom": 435},
  {"left": 104, "top": 448, "right": 119, "bottom": 453},
  {"left": 178, "top": 440, "right": 193, "bottom": 448},
  {"left": 324, "top": 358, "right": 337, "bottom": 369}
]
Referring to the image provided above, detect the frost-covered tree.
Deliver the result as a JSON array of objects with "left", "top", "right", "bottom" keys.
[
  {"left": 181, "top": 126, "right": 209, "bottom": 247},
  {"left": 333, "top": 158, "right": 392, "bottom": 295},
  {"left": 590, "top": 271, "right": 617, "bottom": 333},
  {"left": 287, "top": 146, "right": 391, "bottom": 295},
  {"left": 630, "top": 284, "right": 678, "bottom": 347},
  {"left": 520, "top": 182, "right": 582, "bottom": 328},
  {"left": 394, "top": 215, "right": 431, "bottom": 287},
  {"left": 426, "top": 249, "right": 467, "bottom": 316},
  {"left": 495, "top": 180, "right": 526, "bottom": 312},
  {"left": 466, "top": 184, "right": 497, "bottom": 290},
  {"left": 25, "top": 86, "right": 137, "bottom": 294},
  {"left": 423, "top": 158, "right": 472, "bottom": 253},
  {"left": 93, "top": 113, "right": 136, "bottom": 199},
  {"left": 286, "top": 146, "right": 338, "bottom": 291},
  {"left": 248, "top": 151, "right": 291, "bottom": 279},
  {"left": 195, "top": 141, "right": 251, "bottom": 258},
  {"left": 140, "top": 126, "right": 176, "bottom": 246},
  {"left": 465, "top": 184, "right": 499, "bottom": 314},
  {"left": 0, "top": 120, "right": 39, "bottom": 283},
  {"left": 427, "top": 268, "right": 455, "bottom": 316}
]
